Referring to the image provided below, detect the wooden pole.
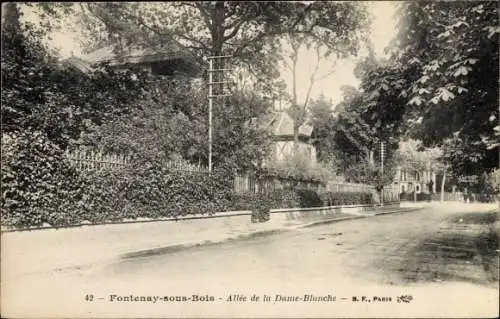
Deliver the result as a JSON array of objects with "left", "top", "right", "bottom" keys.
[{"left": 208, "top": 58, "right": 213, "bottom": 174}]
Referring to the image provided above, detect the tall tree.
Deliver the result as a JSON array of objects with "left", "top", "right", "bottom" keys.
[
  {"left": 282, "top": 35, "right": 340, "bottom": 144},
  {"left": 358, "top": 1, "right": 499, "bottom": 176},
  {"left": 61, "top": 2, "right": 369, "bottom": 94}
]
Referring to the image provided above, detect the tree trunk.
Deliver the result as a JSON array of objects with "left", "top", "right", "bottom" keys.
[
  {"left": 440, "top": 169, "right": 446, "bottom": 202},
  {"left": 293, "top": 123, "right": 300, "bottom": 145},
  {"left": 3, "top": 3, "right": 22, "bottom": 34},
  {"left": 291, "top": 40, "right": 300, "bottom": 148},
  {"left": 211, "top": 1, "right": 225, "bottom": 57}
]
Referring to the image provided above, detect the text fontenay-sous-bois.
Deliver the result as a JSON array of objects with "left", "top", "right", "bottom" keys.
[{"left": 84, "top": 293, "right": 411, "bottom": 304}]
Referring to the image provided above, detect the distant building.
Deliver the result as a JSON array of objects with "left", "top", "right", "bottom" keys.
[
  {"left": 393, "top": 166, "right": 437, "bottom": 194},
  {"left": 259, "top": 111, "right": 316, "bottom": 166}
]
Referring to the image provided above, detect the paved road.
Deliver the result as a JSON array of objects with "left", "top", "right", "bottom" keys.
[{"left": 2, "top": 204, "right": 499, "bottom": 318}]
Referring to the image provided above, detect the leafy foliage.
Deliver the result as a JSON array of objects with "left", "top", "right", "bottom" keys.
[
  {"left": 310, "top": 94, "right": 337, "bottom": 162},
  {"left": 309, "top": 84, "right": 399, "bottom": 187},
  {"left": 360, "top": 2, "right": 499, "bottom": 176},
  {"left": 76, "top": 74, "right": 273, "bottom": 172},
  {"left": 71, "top": 2, "right": 369, "bottom": 85},
  {"left": 84, "top": 159, "right": 234, "bottom": 221},
  {"left": 328, "top": 2, "right": 498, "bottom": 181},
  {"left": 1, "top": 3, "right": 147, "bottom": 150},
  {"left": 262, "top": 151, "right": 334, "bottom": 184},
  {"left": 235, "top": 188, "right": 375, "bottom": 223},
  {"left": 393, "top": 139, "right": 444, "bottom": 172},
  {"left": 488, "top": 169, "right": 500, "bottom": 195},
  {"left": 1, "top": 131, "right": 89, "bottom": 228}
]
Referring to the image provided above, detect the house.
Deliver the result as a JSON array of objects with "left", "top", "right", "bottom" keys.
[
  {"left": 261, "top": 111, "right": 317, "bottom": 165},
  {"left": 236, "top": 110, "right": 319, "bottom": 194},
  {"left": 64, "top": 40, "right": 200, "bottom": 77},
  {"left": 393, "top": 166, "right": 437, "bottom": 194}
]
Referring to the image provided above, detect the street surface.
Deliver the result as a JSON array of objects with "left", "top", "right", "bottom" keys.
[{"left": 2, "top": 203, "right": 499, "bottom": 318}]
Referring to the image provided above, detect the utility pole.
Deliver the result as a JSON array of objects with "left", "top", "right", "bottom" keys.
[
  {"left": 380, "top": 141, "right": 385, "bottom": 207},
  {"left": 207, "top": 55, "right": 232, "bottom": 173}
]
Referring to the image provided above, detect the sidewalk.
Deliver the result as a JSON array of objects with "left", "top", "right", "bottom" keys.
[{"left": 1, "top": 205, "right": 424, "bottom": 279}]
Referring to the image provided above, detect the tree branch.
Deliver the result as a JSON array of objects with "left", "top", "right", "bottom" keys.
[
  {"left": 224, "top": 15, "right": 244, "bottom": 30},
  {"left": 315, "top": 59, "right": 338, "bottom": 82},
  {"left": 289, "top": 2, "right": 315, "bottom": 31},
  {"left": 291, "top": 45, "right": 299, "bottom": 108},
  {"left": 232, "top": 3, "right": 316, "bottom": 59},
  {"left": 302, "top": 46, "right": 322, "bottom": 110},
  {"left": 224, "top": 19, "right": 245, "bottom": 41},
  {"left": 134, "top": 14, "right": 210, "bottom": 53},
  {"left": 281, "top": 58, "right": 293, "bottom": 73}
]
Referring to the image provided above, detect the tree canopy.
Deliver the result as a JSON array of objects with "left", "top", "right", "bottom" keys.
[
  {"left": 344, "top": 1, "right": 498, "bottom": 177},
  {"left": 388, "top": 2, "right": 497, "bottom": 172}
]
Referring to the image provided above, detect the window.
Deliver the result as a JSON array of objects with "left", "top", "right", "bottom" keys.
[{"left": 401, "top": 169, "right": 407, "bottom": 181}]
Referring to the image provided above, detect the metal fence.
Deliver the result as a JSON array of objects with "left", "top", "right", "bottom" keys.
[
  {"left": 234, "top": 174, "right": 380, "bottom": 195},
  {"left": 233, "top": 174, "right": 326, "bottom": 194},
  {"left": 327, "top": 182, "right": 375, "bottom": 193}
]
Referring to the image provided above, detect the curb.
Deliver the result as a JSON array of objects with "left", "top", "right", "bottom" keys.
[
  {"left": 120, "top": 207, "right": 427, "bottom": 259},
  {"left": 120, "top": 228, "right": 289, "bottom": 260},
  {"left": 5, "top": 208, "right": 424, "bottom": 278},
  {"left": 373, "top": 206, "right": 424, "bottom": 216},
  {"left": 296, "top": 206, "right": 424, "bottom": 229},
  {"left": 296, "top": 215, "right": 367, "bottom": 229},
  {"left": 6, "top": 228, "right": 291, "bottom": 279},
  {"left": 123, "top": 207, "right": 425, "bottom": 258}
]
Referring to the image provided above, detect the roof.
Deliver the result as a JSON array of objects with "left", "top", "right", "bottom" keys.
[
  {"left": 63, "top": 56, "right": 94, "bottom": 73},
  {"left": 80, "top": 43, "right": 196, "bottom": 66},
  {"left": 262, "top": 111, "right": 313, "bottom": 138},
  {"left": 64, "top": 42, "right": 199, "bottom": 75}
]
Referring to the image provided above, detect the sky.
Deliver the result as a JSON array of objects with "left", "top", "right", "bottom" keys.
[
  {"left": 279, "top": 2, "right": 398, "bottom": 107},
  {"left": 35, "top": 2, "right": 398, "bottom": 108}
]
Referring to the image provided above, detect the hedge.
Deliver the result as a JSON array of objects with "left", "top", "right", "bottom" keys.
[
  {"left": 1, "top": 132, "right": 236, "bottom": 228},
  {"left": 320, "top": 191, "right": 375, "bottom": 206},
  {"left": 230, "top": 189, "right": 301, "bottom": 223},
  {"left": 1, "top": 133, "right": 376, "bottom": 228},
  {"left": 232, "top": 189, "right": 375, "bottom": 223},
  {"left": 82, "top": 159, "right": 235, "bottom": 222},
  {"left": 1, "top": 131, "right": 89, "bottom": 228}
]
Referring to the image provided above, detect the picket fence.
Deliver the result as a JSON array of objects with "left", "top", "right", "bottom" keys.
[
  {"left": 65, "top": 149, "right": 129, "bottom": 171},
  {"left": 65, "top": 149, "right": 382, "bottom": 196},
  {"left": 64, "top": 149, "right": 208, "bottom": 173}
]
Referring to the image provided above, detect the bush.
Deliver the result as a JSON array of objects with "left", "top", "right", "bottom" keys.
[
  {"left": 262, "top": 152, "right": 333, "bottom": 184},
  {"left": 320, "top": 191, "right": 374, "bottom": 206},
  {"left": 231, "top": 188, "right": 374, "bottom": 223},
  {"left": 1, "top": 131, "right": 90, "bottom": 228},
  {"left": 295, "top": 188, "right": 323, "bottom": 207},
  {"left": 230, "top": 189, "right": 300, "bottom": 223}
]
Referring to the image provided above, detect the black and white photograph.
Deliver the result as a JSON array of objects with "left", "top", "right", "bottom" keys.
[{"left": 1, "top": 1, "right": 499, "bottom": 318}]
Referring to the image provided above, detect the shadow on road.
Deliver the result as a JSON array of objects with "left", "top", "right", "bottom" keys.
[
  {"left": 121, "top": 229, "right": 288, "bottom": 260},
  {"left": 399, "top": 211, "right": 499, "bottom": 287}
]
